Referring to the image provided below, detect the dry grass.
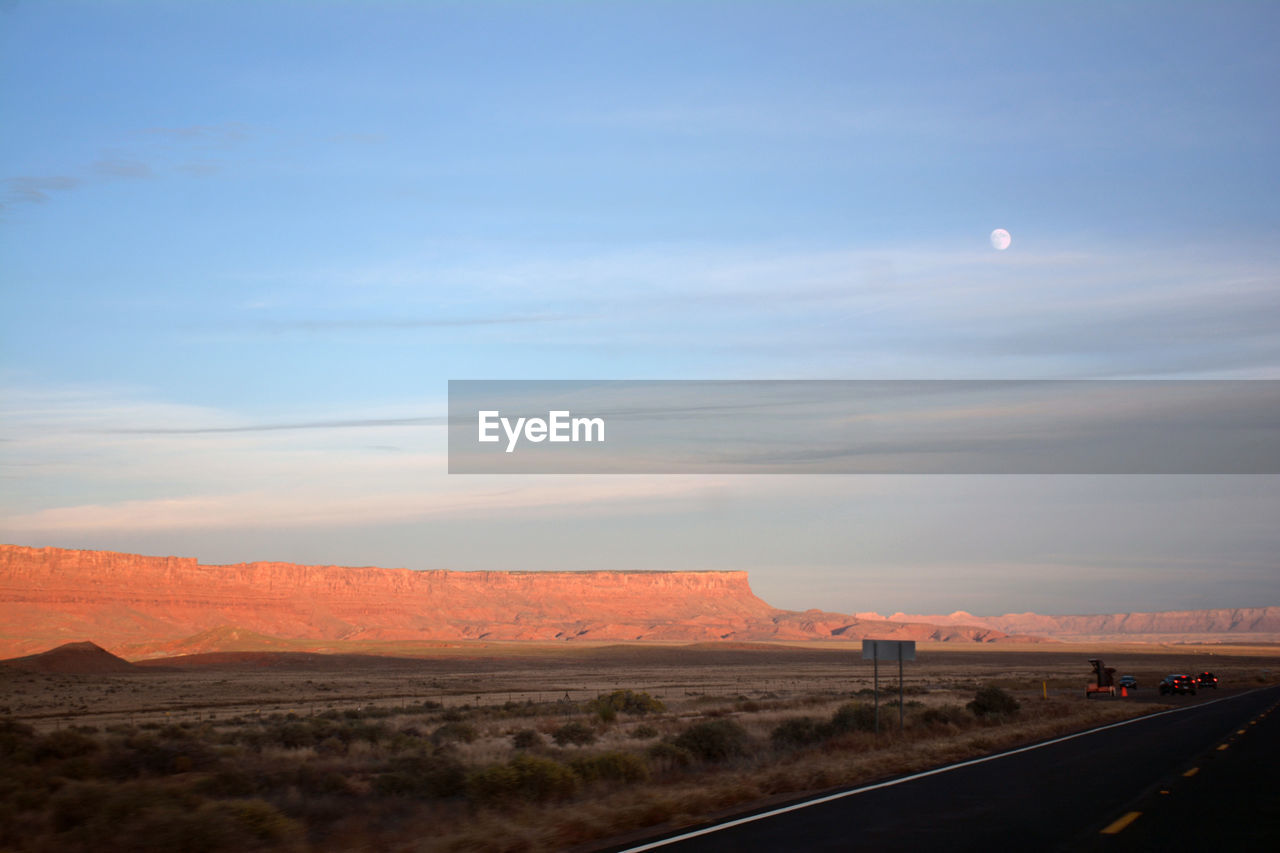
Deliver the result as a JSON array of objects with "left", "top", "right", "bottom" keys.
[{"left": 424, "top": 696, "right": 1154, "bottom": 852}]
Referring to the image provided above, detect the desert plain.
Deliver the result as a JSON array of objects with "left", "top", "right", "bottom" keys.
[
  {"left": 3, "top": 638, "right": 1277, "bottom": 852},
  {"left": 4, "top": 640, "right": 1276, "bottom": 729}
]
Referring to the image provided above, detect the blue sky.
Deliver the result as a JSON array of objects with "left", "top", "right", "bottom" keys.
[{"left": 2, "top": 1, "right": 1277, "bottom": 616}]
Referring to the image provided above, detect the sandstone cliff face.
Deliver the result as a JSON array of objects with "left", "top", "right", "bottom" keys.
[
  {"left": 2, "top": 545, "right": 808, "bottom": 656},
  {"left": 8, "top": 545, "right": 1265, "bottom": 659},
  {"left": 0, "top": 545, "right": 1028, "bottom": 657}
]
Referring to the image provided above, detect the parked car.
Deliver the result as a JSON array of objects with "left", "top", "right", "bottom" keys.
[
  {"left": 1117, "top": 675, "right": 1138, "bottom": 689},
  {"left": 1159, "top": 674, "right": 1197, "bottom": 695},
  {"left": 1197, "top": 671, "right": 1219, "bottom": 689}
]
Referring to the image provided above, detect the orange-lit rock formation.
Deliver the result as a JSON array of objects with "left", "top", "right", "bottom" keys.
[{"left": 0, "top": 544, "right": 1019, "bottom": 658}]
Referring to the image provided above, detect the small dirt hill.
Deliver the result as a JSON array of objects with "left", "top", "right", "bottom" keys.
[{"left": 0, "top": 640, "right": 139, "bottom": 674}]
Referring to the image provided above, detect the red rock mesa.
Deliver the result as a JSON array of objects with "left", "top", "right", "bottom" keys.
[{"left": 0, "top": 545, "right": 1013, "bottom": 658}]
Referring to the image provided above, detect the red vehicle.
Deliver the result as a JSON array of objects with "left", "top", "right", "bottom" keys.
[{"left": 1197, "top": 671, "right": 1219, "bottom": 689}]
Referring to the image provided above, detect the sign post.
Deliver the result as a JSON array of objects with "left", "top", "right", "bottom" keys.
[
  {"left": 861, "top": 639, "right": 916, "bottom": 733},
  {"left": 898, "top": 645, "right": 905, "bottom": 730},
  {"left": 873, "top": 650, "right": 879, "bottom": 732}
]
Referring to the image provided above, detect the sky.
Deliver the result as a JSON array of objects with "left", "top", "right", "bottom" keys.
[{"left": 1, "top": 1, "right": 1277, "bottom": 616}]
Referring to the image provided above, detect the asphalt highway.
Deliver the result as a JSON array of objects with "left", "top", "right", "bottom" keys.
[{"left": 616, "top": 685, "right": 1280, "bottom": 852}]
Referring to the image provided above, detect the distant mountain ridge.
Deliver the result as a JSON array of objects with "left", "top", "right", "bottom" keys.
[
  {"left": 882, "top": 608, "right": 1280, "bottom": 642},
  {"left": 1, "top": 545, "right": 1273, "bottom": 659}
]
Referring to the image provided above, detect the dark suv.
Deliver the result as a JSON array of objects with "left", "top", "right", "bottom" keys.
[
  {"left": 1159, "top": 674, "right": 1197, "bottom": 695},
  {"left": 1197, "top": 671, "right": 1219, "bottom": 689}
]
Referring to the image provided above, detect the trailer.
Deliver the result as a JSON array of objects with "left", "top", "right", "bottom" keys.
[{"left": 1086, "top": 658, "right": 1116, "bottom": 697}]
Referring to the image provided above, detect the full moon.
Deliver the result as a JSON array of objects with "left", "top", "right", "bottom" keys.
[{"left": 990, "top": 228, "right": 1012, "bottom": 251}]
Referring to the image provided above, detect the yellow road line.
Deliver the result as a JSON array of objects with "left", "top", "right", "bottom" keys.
[
  {"left": 1101, "top": 811, "right": 1142, "bottom": 835},
  {"left": 1183, "top": 767, "right": 1199, "bottom": 777},
  {"left": 1237, "top": 728, "right": 1246, "bottom": 734},
  {"left": 1217, "top": 743, "right": 1230, "bottom": 751}
]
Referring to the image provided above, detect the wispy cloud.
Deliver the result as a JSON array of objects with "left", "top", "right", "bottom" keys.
[
  {"left": 0, "top": 383, "right": 729, "bottom": 533},
  {"left": 256, "top": 313, "right": 577, "bottom": 334},
  {"left": 4, "top": 175, "right": 82, "bottom": 203},
  {"left": 99, "top": 415, "right": 447, "bottom": 435},
  {"left": 0, "top": 477, "right": 712, "bottom": 532},
  {"left": 208, "top": 239, "right": 1280, "bottom": 379},
  {"left": 0, "top": 382, "right": 892, "bottom": 533},
  {"left": 570, "top": 63, "right": 1275, "bottom": 150},
  {"left": 307, "top": 243, "right": 1280, "bottom": 379},
  {"left": 2, "top": 122, "right": 250, "bottom": 208}
]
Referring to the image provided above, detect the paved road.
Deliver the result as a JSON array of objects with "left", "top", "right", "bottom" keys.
[
  {"left": 1085, "top": 687, "right": 1280, "bottom": 851},
  {"left": 616, "top": 686, "right": 1280, "bottom": 852}
]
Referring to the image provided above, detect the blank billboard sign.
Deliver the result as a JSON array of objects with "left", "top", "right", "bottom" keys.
[{"left": 862, "top": 639, "right": 916, "bottom": 661}]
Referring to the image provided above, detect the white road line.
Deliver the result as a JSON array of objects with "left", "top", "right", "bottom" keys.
[{"left": 618, "top": 689, "right": 1263, "bottom": 852}]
